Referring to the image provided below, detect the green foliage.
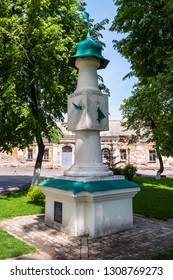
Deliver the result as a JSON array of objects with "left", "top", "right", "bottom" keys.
[
  {"left": 0, "top": 227, "right": 37, "bottom": 259},
  {"left": 133, "top": 176, "right": 173, "bottom": 220},
  {"left": 27, "top": 185, "right": 45, "bottom": 205},
  {"left": 120, "top": 73, "right": 173, "bottom": 158},
  {"left": 0, "top": 0, "right": 109, "bottom": 154},
  {"left": 105, "top": 152, "right": 119, "bottom": 170},
  {"left": 122, "top": 164, "right": 137, "bottom": 181},
  {"left": 111, "top": 163, "right": 137, "bottom": 181},
  {"left": 111, "top": 0, "right": 173, "bottom": 159},
  {"left": 0, "top": 1, "right": 110, "bottom": 183},
  {"left": 111, "top": 0, "right": 173, "bottom": 81},
  {"left": 0, "top": 0, "right": 81, "bottom": 152},
  {"left": 113, "top": 167, "right": 123, "bottom": 176}
]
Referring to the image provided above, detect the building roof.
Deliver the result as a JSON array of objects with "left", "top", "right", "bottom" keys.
[
  {"left": 57, "top": 120, "right": 134, "bottom": 138},
  {"left": 101, "top": 120, "right": 134, "bottom": 137}
]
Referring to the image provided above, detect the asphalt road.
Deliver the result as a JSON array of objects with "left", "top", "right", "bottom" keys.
[{"left": 0, "top": 167, "right": 63, "bottom": 194}]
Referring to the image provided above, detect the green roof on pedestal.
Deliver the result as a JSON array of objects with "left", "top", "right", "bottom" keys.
[
  {"left": 69, "top": 33, "right": 109, "bottom": 69},
  {"left": 39, "top": 178, "right": 139, "bottom": 194}
]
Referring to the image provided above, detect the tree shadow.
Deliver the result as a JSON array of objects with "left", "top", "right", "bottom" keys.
[{"left": 0, "top": 188, "right": 29, "bottom": 200}]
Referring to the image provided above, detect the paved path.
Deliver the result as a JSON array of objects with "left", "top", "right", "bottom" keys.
[{"left": 1, "top": 214, "right": 173, "bottom": 260}]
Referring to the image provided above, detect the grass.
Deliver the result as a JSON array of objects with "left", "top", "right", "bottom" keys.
[
  {"left": 0, "top": 188, "right": 44, "bottom": 259},
  {"left": 133, "top": 176, "right": 173, "bottom": 220},
  {"left": 0, "top": 227, "right": 37, "bottom": 259},
  {"left": 151, "top": 246, "right": 173, "bottom": 260},
  {"left": 133, "top": 176, "right": 173, "bottom": 259},
  {"left": 0, "top": 188, "right": 44, "bottom": 220}
]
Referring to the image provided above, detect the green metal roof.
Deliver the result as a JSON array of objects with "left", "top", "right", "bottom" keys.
[
  {"left": 69, "top": 34, "right": 109, "bottom": 70},
  {"left": 39, "top": 178, "right": 139, "bottom": 194}
]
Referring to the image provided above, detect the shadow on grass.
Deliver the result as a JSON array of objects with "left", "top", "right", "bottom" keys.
[
  {"left": 151, "top": 246, "right": 173, "bottom": 260},
  {"left": 0, "top": 188, "right": 29, "bottom": 200}
]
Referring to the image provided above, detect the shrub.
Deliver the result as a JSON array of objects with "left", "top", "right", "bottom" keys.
[
  {"left": 122, "top": 164, "right": 137, "bottom": 181},
  {"left": 27, "top": 185, "right": 45, "bottom": 205},
  {"left": 111, "top": 167, "right": 123, "bottom": 175},
  {"left": 111, "top": 164, "right": 137, "bottom": 181}
]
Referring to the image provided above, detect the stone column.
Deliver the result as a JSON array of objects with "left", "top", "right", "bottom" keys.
[{"left": 64, "top": 57, "right": 113, "bottom": 177}]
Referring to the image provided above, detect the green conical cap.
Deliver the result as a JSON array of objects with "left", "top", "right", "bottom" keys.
[{"left": 69, "top": 34, "right": 109, "bottom": 69}]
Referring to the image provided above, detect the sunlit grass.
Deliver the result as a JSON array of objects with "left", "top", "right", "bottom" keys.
[
  {"left": 0, "top": 188, "right": 44, "bottom": 220},
  {"left": 133, "top": 176, "right": 173, "bottom": 220},
  {"left": 0, "top": 227, "right": 37, "bottom": 259}
]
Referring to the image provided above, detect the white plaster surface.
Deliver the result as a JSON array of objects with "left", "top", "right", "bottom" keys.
[
  {"left": 39, "top": 185, "right": 140, "bottom": 237},
  {"left": 68, "top": 91, "right": 108, "bottom": 131},
  {"left": 75, "top": 57, "right": 100, "bottom": 91},
  {"left": 66, "top": 56, "right": 110, "bottom": 177},
  {"left": 64, "top": 130, "right": 113, "bottom": 177}
]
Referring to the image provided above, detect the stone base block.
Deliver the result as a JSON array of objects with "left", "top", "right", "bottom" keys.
[{"left": 39, "top": 183, "right": 140, "bottom": 237}]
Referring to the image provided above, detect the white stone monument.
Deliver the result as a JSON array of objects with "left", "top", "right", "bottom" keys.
[{"left": 39, "top": 15, "right": 140, "bottom": 237}]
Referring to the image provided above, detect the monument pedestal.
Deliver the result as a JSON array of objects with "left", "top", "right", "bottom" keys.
[{"left": 39, "top": 177, "right": 140, "bottom": 237}]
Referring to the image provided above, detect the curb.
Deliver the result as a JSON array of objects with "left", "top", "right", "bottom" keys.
[{"left": 10, "top": 251, "right": 52, "bottom": 260}]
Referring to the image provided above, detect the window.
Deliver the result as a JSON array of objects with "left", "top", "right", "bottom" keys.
[
  {"left": 149, "top": 150, "right": 156, "bottom": 162},
  {"left": 28, "top": 149, "right": 33, "bottom": 160},
  {"left": 62, "top": 146, "right": 72, "bottom": 153},
  {"left": 102, "top": 148, "right": 110, "bottom": 163},
  {"left": 120, "top": 149, "right": 127, "bottom": 161},
  {"left": 43, "top": 149, "right": 49, "bottom": 160}
]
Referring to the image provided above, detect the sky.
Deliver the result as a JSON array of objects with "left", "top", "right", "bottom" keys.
[{"left": 85, "top": 0, "right": 137, "bottom": 120}]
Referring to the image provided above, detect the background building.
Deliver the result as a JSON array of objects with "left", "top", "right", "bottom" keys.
[{"left": 0, "top": 121, "right": 173, "bottom": 171}]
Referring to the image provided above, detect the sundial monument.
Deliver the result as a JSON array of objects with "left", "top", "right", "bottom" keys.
[{"left": 39, "top": 13, "right": 140, "bottom": 237}]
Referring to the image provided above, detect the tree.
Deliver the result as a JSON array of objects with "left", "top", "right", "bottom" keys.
[
  {"left": 0, "top": 0, "right": 109, "bottom": 185},
  {"left": 119, "top": 82, "right": 168, "bottom": 179},
  {"left": 110, "top": 0, "right": 173, "bottom": 178},
  {"left": 111, "top": 0, "right": 173, "bottom": 81}
]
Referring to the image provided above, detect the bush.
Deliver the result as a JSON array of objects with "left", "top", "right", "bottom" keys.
[
  {"left": 111, "top": 164, "right": 137, "bottom": 181},
  {"left": 27, "top": 185, "right": 45, "bottom": 205},
  {"left": 122, "top": 164, "right": 137, "bottom": 181},
  {"left": 111, "top": 167, "right": 123, "bottom": 175}
]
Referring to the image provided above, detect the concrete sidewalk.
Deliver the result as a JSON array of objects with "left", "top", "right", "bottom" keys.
[{"left": 1, "top": 214, "right": 173, "bottom": 260}]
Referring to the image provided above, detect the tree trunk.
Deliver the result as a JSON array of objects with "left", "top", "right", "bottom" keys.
[
  {"left": 155, "top": 152, "right": 164, "bottom": 180},
  {"left": 149, "top": 119, "right": 164, "bottom": 180},
  {"left": 29, "top": 65, "right": 44, "bottom": 187},
  {"left": 31, "top": 136, "right": 45, "bottom": 187}
]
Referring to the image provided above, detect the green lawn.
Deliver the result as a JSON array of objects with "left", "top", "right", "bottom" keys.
[
  {"left": 133, "top": 176, "right": 173, "bottom": 220},
  {"left": 0, "top": 188, "right": 44, "bottom": 259},
  {"left": 133, "top": 176, "right": 173, "bottom": 259},
  {"left": 0, "top": 188, "right": 44, "bottom": 220},
  {"left": 151, "top": 245, "right": 173, "bottom": 260},
  {"left": 0, "top": 227, "right": 37, "bottom": 259}
]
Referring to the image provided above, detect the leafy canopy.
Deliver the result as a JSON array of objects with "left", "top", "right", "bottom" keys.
[
  {"left": 110, "top": 0, "right": 173, "bottom": 157},
  {"left": 111, "top": 0, "right": 173, "bottom": 82},
  {"left": 0, "top": 0, "right": 109, "bottom": 152}
]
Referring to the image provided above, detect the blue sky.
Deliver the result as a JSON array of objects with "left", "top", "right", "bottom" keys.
[{"left": 85, "top": 0, "right": 137, "bottom": 119}]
